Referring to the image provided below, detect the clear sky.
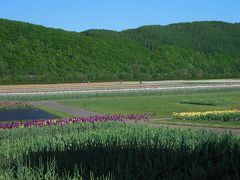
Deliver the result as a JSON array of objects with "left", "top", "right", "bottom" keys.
[{"left": 0, "top": 0, "right": 239, "bottom": 32}]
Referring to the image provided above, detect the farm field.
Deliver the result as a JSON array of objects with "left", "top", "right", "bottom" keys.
[
  {"left": 1, "top": 80, "right": 240, "bottom": 128},
  {"left": 1, "top": 79, "right": 240, "bottom": 94},
  {"left": 60, "top": 91, "right": 240, "bottom": 118},
  {"left": 1, "top": 80, "right": 240, "bottom": 179},
  {"left": 1, "top": 122, "right": 240, "bottom": 179}
]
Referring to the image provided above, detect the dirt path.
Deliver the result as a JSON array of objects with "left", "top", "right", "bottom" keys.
[{"left": 34, "top": 101, "right": 102, "bottom": 117}]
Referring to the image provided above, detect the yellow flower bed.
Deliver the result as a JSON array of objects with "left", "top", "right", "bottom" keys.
[{"left": 173, "top": 110, "right": 240, "bottom": 121}]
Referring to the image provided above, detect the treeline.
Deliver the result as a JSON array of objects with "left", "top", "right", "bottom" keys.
[{"left": 0, "top": 19, "right": 239, "bottom": 84}]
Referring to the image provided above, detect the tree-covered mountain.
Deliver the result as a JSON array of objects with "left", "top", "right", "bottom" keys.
[
  {"left": 122, "top": 21, "right": 240, "bottom": 55},
  {"left": 0, "top": 19, "right": 239, "bottom": 84}
]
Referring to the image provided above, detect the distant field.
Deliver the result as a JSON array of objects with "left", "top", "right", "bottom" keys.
[
  {"left": 1, "top": 81, "right": 240, "bottom": 178},
  {"left": 1, "top": 80, "right": 240, "bottom": 129},
  {"left": 1, "top": 79, "right": 240, "bottom": 102},
  {"left": 61, "top": 91, "right": 240, "bottom": 118},
  {"left": 1, "top": 79, "right": 239, "bottom": 93}
]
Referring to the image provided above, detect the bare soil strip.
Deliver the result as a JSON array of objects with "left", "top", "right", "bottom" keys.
[{"left": 33, "top": 101, "right": 102, "bottom": 117}]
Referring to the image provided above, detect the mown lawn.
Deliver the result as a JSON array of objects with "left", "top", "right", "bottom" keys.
[{"left": 60, "top": 91, "right": 240, "bottom": 118}]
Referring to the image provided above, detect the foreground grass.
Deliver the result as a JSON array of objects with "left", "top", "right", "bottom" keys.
[
  {"left": 151, "top": 119, "right": 240, "bottom": 129},
  {"left": 61, "top": 91, "right": 240, "bottom": 118},
  {"left": 0, "top": 122, "right": 239, "bottom": 179}
]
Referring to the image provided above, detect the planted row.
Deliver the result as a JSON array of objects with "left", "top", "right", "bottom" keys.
[
  {"left": 0, "top": 113, "right": 154, "bottom": 129},
  {"left": 173, "top": 110, "right": 240, "bottom": 121},
  {"left": 1, "top": 86, "right": 240, "bottom": 101},
  {"left": 0, "top": 101, "right": 35, "bottom": 111}
]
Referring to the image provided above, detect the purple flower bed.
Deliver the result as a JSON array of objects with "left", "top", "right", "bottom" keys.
[{"left": 0, "top": 113, "right": 154, "bottom": 130}]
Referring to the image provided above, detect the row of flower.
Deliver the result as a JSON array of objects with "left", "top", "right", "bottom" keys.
[
  {"left": 1, "top": 84, "right": 240, "bottom": 97},
  {"left": 0, "top": 113, "right": 154, "bottom": 129},
  {"left": 0, "top": 101, "right": 35, "bottom": 111},
  {"left": 2, "top": 85, "right": 240, "bottom": 102},
  {"left": 173, "top": 110, "right": 240, "bottom": 121}
]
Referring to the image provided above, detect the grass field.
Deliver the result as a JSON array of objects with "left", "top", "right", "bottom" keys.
[
  {"left": 1, "top": 122, "right": 239, "bottom": 179},
  {"left": 60, "top": 91, "right": 240, "bottom": 118}
]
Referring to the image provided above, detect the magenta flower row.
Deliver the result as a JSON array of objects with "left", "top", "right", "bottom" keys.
[{"left": 0, "top": 113, "right": 155, "bottom": 130}]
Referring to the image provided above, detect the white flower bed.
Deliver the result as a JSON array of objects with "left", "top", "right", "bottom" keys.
[{"left": 0, "top": 84, "right": 240, "bottom": 97}]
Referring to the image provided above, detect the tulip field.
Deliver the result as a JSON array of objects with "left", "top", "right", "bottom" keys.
[
  {"left": 0, "top": 81, "right": 240, "bottom": 102},
  {"left": 1, "top": 80, "right": 240, "bottom": 179},
  {"left": 1, "top": 121, "right": 240, "bottom": 179}
]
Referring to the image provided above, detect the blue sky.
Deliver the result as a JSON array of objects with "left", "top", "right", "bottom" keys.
[{"left": 0, "top": 0, "right": 239, "bottom": 32}]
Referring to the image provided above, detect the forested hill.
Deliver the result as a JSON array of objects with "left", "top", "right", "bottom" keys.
[{"left": 0, "top": 19, "right": 239, "bottom": 84}]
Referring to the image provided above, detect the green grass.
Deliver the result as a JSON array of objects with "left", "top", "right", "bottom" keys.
[
  {"left": 37, "top": 105, "right": 73, "bottom": 118},
  {"left": 150, "top": 119, "right": 240, "bottom": 129},
  {"left": 1, "top": 122, "right": 239, "bottom": 179},
  {"left": 179, "top": 99, "right": 230, "bottom": 106},
  {"left": 60, "top": 91, "right": 240, "bottom": 118}
]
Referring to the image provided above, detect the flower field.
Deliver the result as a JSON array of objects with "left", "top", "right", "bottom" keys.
[
  {"left": 0, "top": 122, "right": 239, "bottom": 179},
  {"left": 1, "top": 81, "right": 240, "bottom": 179},
  {"left": 0, "top": 101, "right": 35, "bottom": 111},
  {"left": 0, "top": 113, "right": 153, "bottom": 129},
  {"left": 173, "top": 110, "right": 240, "bottom": 121},
  {"left": 1, "top": 84, "right": 240, "bottom": 101}
]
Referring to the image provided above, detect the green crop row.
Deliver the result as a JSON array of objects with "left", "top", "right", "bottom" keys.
[{"left": 0, "top": 122, "right": 239, "bottom": 179}]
